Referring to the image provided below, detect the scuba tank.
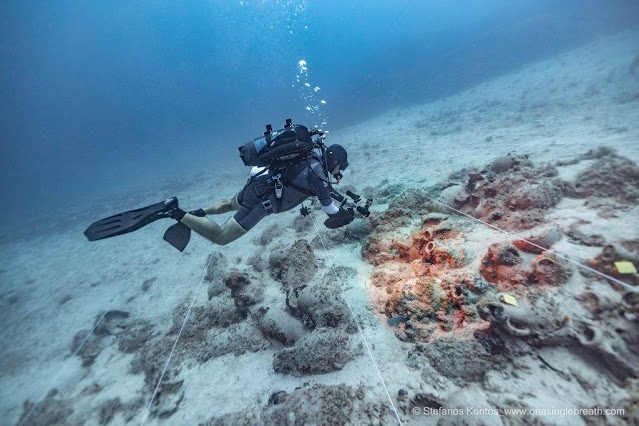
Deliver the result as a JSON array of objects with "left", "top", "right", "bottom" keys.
[{"left": 238, "top": 119, "right": 316, "bottom": 171}]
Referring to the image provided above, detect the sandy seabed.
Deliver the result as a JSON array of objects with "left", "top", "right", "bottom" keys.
[{"left": 1, "top": 31, "right": 638, "bottom": 425}]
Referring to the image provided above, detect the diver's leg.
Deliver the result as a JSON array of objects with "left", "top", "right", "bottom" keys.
[
  {"left": 200, "top": 194, "right": 241, "bottom": 214},
  {"left": 180, "top": 214, "right": 247, "bottom": 245},
  {"left": 183, "top": 195, "right": 267, "bottom": 245},
  {"left": 202, "top": 197, "right": 239, "bottom": 215}
]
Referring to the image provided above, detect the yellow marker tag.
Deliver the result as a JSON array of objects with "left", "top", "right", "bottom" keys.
[
  {"left": 500, "top": 294, "right": 518, "bottom": 306},
  {"left": 615, "top": 261, "right": 638, "bottom": 274}
]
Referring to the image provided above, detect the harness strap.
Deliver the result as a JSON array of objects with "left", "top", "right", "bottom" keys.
[
  {"left": 247, "top": 167, "right": 268, "bottom": 185},
  {"left": 262, "top": 199, "right": 274, "bottom": 215},
  {"left": 286, "top": 181, "right": 316, "bottom": 197},
  {"left": 250, "top": 158, "right": 319, "bottom": 215},
  {"left": 254, "top": 182, "right": 274, "bottom": 215},
  {"left": 281, "top": 161, "right": 317, "bottom": 198}
]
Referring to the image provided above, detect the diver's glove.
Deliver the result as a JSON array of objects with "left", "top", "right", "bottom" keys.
[
  {"left": 189, "top": 209, "right": 206, "bottom": 217},
  {"left": 324, "top": 207, "right": 354, "bottom": 229}
]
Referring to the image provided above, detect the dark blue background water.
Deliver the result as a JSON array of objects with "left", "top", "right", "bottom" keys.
[{"left": 1, "top": 0, "right": 637, "bottom": 228}]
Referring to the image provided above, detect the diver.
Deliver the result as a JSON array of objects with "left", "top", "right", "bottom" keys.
[
  {"left": 168, "top": 143, "right": 354, "bottom": 246},
  {"left": 84, "top": 125, "right": 356, "bottom": 251}
]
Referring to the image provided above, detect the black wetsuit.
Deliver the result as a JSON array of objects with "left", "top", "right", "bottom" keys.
[{"left": 233, "top": 156, "right": 332, "bottom": 230}]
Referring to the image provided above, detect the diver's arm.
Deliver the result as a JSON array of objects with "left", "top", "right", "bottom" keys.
[
  {"left": 307, "top": 161, "right": 353, "bottom": 227},
  {"left": 308, "top": 161, "right": 335, "bottom": 212},
  {"left": 323, "top": 203, "right": 339, "bottom": 214}
]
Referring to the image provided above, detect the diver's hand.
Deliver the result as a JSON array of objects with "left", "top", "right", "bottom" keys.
[
  {"left": 324, "top": 208, "right": 354, "bottom": 229},
  {"left": 188, "top": 209, "right": 206, "bottom": 217}
]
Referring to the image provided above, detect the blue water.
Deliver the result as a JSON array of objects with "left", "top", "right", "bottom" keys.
[{"left": 1, "top": 0, "right": 637, "bottom": 229}]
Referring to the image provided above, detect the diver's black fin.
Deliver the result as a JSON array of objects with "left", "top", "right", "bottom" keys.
[
  {"left": 84, "top": 197, "right": 178, "bottom": 241},
  {"left": 163, "top": 222, "right": 191, "bottom": 252}
]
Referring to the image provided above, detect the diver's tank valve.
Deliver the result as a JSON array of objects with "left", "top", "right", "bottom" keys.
[{"left": 264, "top": 124, "right": 273, "bottom": 144}]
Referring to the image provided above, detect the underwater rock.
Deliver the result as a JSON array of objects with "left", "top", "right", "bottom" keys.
[
  {"left": 458, "top": 154, "right": 575, "bottom": 230},
  {"left": 480, "top": 293, "right": 567, "bottom": 339},
  {"left": 268, "top": 391, "right": 288, "bottom": 406},
  {"left": 589, "top": 245, "right": 639, "bottom": 287},
  {"left": 421, "top": 212, "right": 449, "bottom": 227},
  {"left": 141, "top": 277, "right": 156, "bottom": 292},
  {"left": 381, "top": 274, "right": 484, "bottom": 342},
  {"left": 437, "top": 185, "right": 469, "bottom": 211},
  {"left": 261, "top": 384, "right": 365, "bottom": 425},
  {"left": 310, "top": 227, "right": 347, "bottom": 248},
  {"left": 130, "top": 336, "right": 176, "bottom": 388},
  {"left": 579, "top": 146, "right": 617, "bottom": 161},
  {"left": 246, "top": 250, "right": 266, "bottom": 274},
  {"left": 513, "top": 227, "right": 562, "bottom": 254},
  {"left": 406, "top": 391, "right": 445, "bottom": 413},
  {"left": 170, "top": 296, "right": 243, "bottom": 347},
  {"left": 286, "top": 279, "right": 350, "bottom": 329},
  {"left": 18, "top": 389, "right": 74, "bottom": 426},
  {"left": 117, "top": 321, "right": 156, "bottom": 354},
  {"left": 205, "top": 252, "right": 228, "bottom": 282},
  {"left": 58, "top": 294, "right": 72, "bottom": 305},
  {"left": 324, "top": 265, "right": 358, "bottom": 283},
  {"left": 361, "top": 235, "right": 395, "bottom": 266},
  {"left": 205, "top": 252, "right": 229, "bottom": 298},
  {"left": 223, "top": 271, "right": 261, "bottom": 310},
  {"left": 202, "top": 321, "right": 269, "bottom": 361},
  {"left": 368, "top": 215, "right": 483, "bottom": 342},
  {"left": 200, "top": 412, "right": 260, "bottom": 425},
  {"left": 505, "top": 181, "right": 563, "bottom": 211},
  {"left": 162, "top": 297, "right": 247, "bottom": 365},
  {"left": 70, "top": 329, "right": 106, "bottom": 367},
  {"left": 390, "top": 226, "right": 468, "bottom": 270},
  {"left": 531, "top": 254, "right": 572, "bottom": 286},
  {"left": 71, "top": 310, "right": 155, "bottom": 365},
  {"left": 481, "top": 291, "right": 639, "bottom": 380},
  {"left": 254, "top": 306, "right": 305, "bottom": 345},
  {"left": 367, "top": 206, "right": 412, "bottom": 236},
  {"left": 571, "top": 318, "right": 639, "bottom": 380},
  {"left": 531, "top": 162, "right": 559, "bottom": 178},
  {"left": 465, "top": 276, "right": 491, "bottom": 294},
  {"left": 489, "top": 153, "right": 517, "bottom": 174},
  {"left": 480, "top": 243, "right": 530, "bottom": 287},
  {"left": 388, "top": 187, "right": 434, "bottom": 212},
  {"left": 409, "top": 332, "right": 497, "bottom": 384},
  {"left": 268, "top": 240, "right": 317, "bottom": 288},
  {"left": 342, "top": 218, "right": 371, "bottom": 242},
  {"left": 482, "top": 243, "right": 522, "bottom": 268},
  {"left": 574, "top": 152, "right": 639, "bottom": 203},
  {"left": 255, "top": 223, "right": 284, "bottom": 246},
  {"left": 98, "top": 398, "right": 122, "bottom": 425},
  {"left": 292, "top": 214, "right": 313, "bottom": 235},
  {"left": 565, "top": 222, "right": 606, "bottom": 247},
  {"left": 94, "top": 310, "right": 130, "bottom": 335},
  {"left": 364, "top": 182, "right": 405, "bottom": 204},
  {"left": 203, "top": 383, "right": 391, "bottom": 426},
  {"left": 273, "top": 329, "right": 355, "bottom": 376},
  {"left": 207, "top": 281, "right": 226, "bottom": 300},
  {"left": 149, "top": 380, "right": 185, "bottom": 419}
]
